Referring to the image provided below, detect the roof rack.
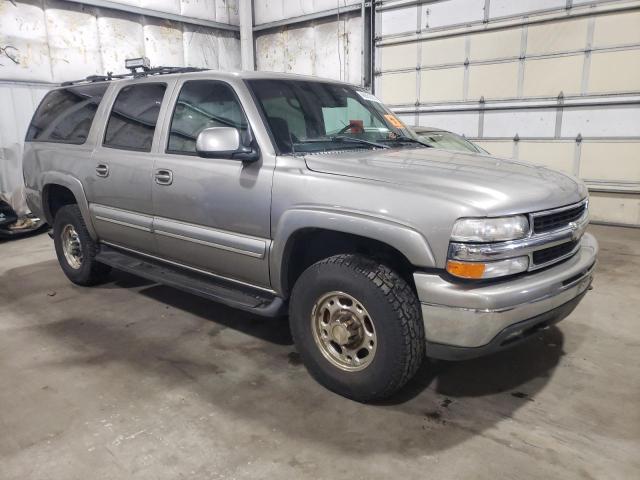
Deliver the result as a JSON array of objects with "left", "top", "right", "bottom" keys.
[{"left": 61, "top": 60, "right": 208, "bottom": 87}]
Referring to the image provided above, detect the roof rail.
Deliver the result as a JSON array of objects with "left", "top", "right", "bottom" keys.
[{"left": 60, "top": 66, "right": 208, "bottom": 87}]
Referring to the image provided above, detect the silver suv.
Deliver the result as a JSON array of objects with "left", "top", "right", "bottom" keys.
[{"left": 22, "top": 65, "right": 597, "bottom": 401}]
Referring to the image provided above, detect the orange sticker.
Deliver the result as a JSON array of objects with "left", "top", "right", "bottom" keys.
[{"left": 384, "top": 114, "right": 405, "bottom": 129}]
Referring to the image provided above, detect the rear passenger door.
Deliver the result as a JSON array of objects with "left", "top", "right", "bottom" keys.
[
  {"left": 86, "top": 81, "right": 170, "bottom": 254},
  {"left": 151, "top": 79, "right": 274, "bottom": 288}
]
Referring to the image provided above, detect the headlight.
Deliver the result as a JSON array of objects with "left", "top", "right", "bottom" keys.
[
  {"left": 446, "top": 256, "right": 529, "bottom": 279},
  {"left": 451, "top": 215, "right": 529, "bottom": 242}
]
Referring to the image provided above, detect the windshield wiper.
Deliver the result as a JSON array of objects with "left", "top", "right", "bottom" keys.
[
  {"left": 329, "top": 135, "right": 390, "bottom": 149},
  {"left": 384, "top": 135, "right": 432, "bottom": 148}
]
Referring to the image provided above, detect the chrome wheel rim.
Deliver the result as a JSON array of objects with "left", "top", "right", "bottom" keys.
[
  {"left": 61, "top": 224, "right": 83, "bottom": 269},
  {"left": 311, "top": 291, "right": 377, "bottom": 372}
]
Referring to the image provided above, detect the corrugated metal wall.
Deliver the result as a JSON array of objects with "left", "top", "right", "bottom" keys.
[
  {"left": 253, "top": 0, "right": 363, "bottom": 84},
  {"left": 0, "top": 0, "right": 241, "bottom": 214},
  {"left": 375, "top": 0, "right": 640, "bottom": 226}
]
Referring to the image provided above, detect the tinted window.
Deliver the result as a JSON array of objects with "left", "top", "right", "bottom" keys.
[
  {"left": 26, "top": 83, "right": 108, "bottom": 144},
  {"left": 104, "top": 83, "right": 167, "bottom": 152},
  {"left": 167, "top": 80, "right": 248, "bottom": 154}
]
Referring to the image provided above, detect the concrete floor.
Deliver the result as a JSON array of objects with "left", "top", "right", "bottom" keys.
[{"left": 0, "top": 225, "right": 638, "bottom": 479}]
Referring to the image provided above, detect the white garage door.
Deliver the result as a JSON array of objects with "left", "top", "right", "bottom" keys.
[{"left": 374, "top": 0, "right": 640, "bottom": 226}]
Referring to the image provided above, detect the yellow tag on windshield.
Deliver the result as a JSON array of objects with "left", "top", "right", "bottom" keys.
[{"left": 384, "top": 114, "right": 404, "bottom": 129}]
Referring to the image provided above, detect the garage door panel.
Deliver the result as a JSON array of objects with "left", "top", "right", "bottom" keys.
[
  {"left": 588, "top": 192, "right": 640, "bottom": 226},
  {"left": 421, "top": 36, "right": 466, "bottom": 66},
  {"left": 484, "top": 109, "right": 557, "bottom": 138},
  {"left": 523, "top": 55, "right": 584, "bottom": 97},
  {"left": 579, "top": 142, "right": 640, "bottom": 182},
  {"left": 416, "top": 112, "right": 479, "bottom": 137},
  {"left": 468, "top": 62, "right": 519, "bottom": 100},
  {"left": 593, "top": 11, "right": 640, "bottom": 48},
  {"left": 379, "top": 43, "right": 418, "bottom": 71},
  {"left": 421, "top": 0, "right": 485, "bottom": 29},
  {"left": 472, "top": 140, "right": 514, "bottom": 158},
  {"left": 562, "top": 105, "right": 640, "bottom": 138},
  {"left": 420, "top": 67, "right": 465, "bottom": 103},
  {"left": 489, "top": 0, "right": 565, "bottom": 19},
  {"left": 517, "top": 141, "right": 575, "bottom": 174},
  {"left": 526, "top": 18, "right": 589, "bottom": 55},
  {"left": 588, "top": 50, "right": 640, "bottom": 94},
  {"left": 380, "top": 6, "right": 418, "bottom": 36},
  {"left": 379, "top": 72, "right": 417, "bottom": 105},
  {"left": 469, "top": 28, "right": 521, "bottom": 61}
]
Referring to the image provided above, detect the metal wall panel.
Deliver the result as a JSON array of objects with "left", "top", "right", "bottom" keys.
[
  {"left": 0, "top": 1, "right": 51, "bottom": 81},
  {"left": 254, "top": 13, "right": 362, "bottom": 84},
  {"left": 253, "top": 0, "right": 361, "bottom": 26},
  {"left": 0, "top": 0, "right": 240, "bottom": 212}
]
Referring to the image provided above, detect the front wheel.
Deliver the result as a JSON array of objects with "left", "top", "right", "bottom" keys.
[{"left": 289, "top": 254, "right": 425, "bottom": 402}]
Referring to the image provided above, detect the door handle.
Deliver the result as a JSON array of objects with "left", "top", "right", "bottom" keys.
[
  {"left": 154, "top": 169, "right": 173, "bottom": 186},
  {"left": 96, "top": 163, "right": 109, "bottom": 177}
]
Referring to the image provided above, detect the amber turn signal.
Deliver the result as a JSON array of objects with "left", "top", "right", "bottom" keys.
[{"left": 446, "top": 260, "right": 486, "bottom": 279}]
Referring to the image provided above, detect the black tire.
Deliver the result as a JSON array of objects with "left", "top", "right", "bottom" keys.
[
  {"left": 53, "top": 204, "right": 111, "bottom": 286},
  {"left": 289, "top": 254, "right": 425, "bottom": 402}
]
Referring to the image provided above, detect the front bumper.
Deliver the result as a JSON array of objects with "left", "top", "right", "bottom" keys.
[{"left": 414, "top": 232, "right": 598, "bottom": 360}]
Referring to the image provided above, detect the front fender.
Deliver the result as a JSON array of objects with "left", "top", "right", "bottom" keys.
[
  {"left": 269, "top": 207, "right": 436, "bottom": 295},
  {"left": 40, "top": 172, "right": 98, "bottom": 240}
]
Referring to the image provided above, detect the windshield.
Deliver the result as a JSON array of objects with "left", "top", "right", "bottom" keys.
[
  {"left": 247, "top": 79, "right": 425, "bottom": 154},
  {"left": 416, "top": 130, "right": 485, "bottom": 154}
]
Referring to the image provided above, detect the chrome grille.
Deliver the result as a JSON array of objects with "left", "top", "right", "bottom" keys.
[
  {"left": 532, "top": 239, "right": 580, "bottom": 267},
  {"left": 533, "top": 202, "right": 587, "bottom": 234}
]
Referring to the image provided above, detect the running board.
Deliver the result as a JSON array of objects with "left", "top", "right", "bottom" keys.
[{"left": 96, "top": 245, "right": 285, "bottom": 317}]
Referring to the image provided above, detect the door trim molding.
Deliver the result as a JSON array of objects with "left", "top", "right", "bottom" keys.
[{"left": 101, "top": 241, "right": 276, "bottom": 294}]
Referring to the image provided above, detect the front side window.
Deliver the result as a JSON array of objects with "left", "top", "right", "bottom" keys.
[
  {"left": 247, "top": 79, "right": 425, "bottom": 154},
  {"left": 104, "top": 83, "right": 167, "bottom": 152},
  {"left": 167, "top": 80, "right": 248, "bottom": 155},
  {"left": 26, "top": 83, "right": 108, "bottom": 144}
]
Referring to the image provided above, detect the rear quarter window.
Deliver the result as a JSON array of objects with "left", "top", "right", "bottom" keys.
[{"left": 26, "top": 83, "right": 109, "bottom": 145}]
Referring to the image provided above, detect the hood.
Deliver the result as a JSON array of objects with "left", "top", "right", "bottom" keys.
[{"left": 304, "top": 148, "right": 587, "bottom": 216}]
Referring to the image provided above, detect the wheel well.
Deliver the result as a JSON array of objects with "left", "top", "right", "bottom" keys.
[
  {"left": 43, "top": 184, "right": 77, "bottom": 221},
  {"left": 282, "top": 229, "right": 416, "bottom": 297}
]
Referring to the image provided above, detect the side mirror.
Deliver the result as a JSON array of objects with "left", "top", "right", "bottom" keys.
[{"left": 195, "top": 127, "right": 259, "bottom": 162}]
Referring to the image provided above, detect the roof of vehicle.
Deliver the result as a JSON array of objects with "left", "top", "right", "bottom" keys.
[{"left": 60, "top": 68, "right": 355, "bottom": 88}]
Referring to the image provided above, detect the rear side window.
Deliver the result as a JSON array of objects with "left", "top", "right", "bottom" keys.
[
  {"left": 167, "top": 80, "right": 248, "bottom": 155},
  {"left": 104, "top": 83, "right": 167, "bottom": 152},
  {"left": 26, "top": 83, "right": 108, "bottom": 144}
]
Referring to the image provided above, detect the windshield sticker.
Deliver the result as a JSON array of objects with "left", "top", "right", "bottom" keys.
[
  {"left": 356, "top": 90, "right": 383, "bottom": 103},
  {"left": 384, "top": 114, "right": 405, "bottom": 129}
]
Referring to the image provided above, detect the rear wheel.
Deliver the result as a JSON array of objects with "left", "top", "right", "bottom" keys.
[
  {"left": 289, "top": 254, "right": 425, "bottom": 402},
  {"left": 53, "top": 204, "right": 110, "bottom": 285}
]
